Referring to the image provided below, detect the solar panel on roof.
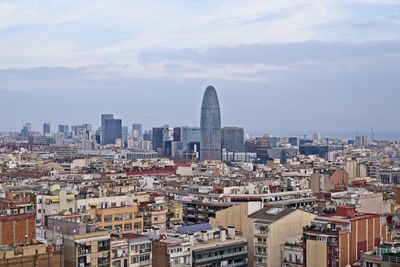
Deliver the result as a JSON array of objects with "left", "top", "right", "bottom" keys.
[{"left": 177, "top": 223, "right": 212, "bottom": 234}]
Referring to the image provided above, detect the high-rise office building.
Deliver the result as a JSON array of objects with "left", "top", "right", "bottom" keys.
[
  {"left": 103, "top": 119, "right": 122, "bottom": 145},
  {"left": 24, "top": 122, "right": 32, "bottom": 132},
  {"left": 221, "top": 127, "right": 244, "bottom": 152},
  {"left": 43, "top": 122, "right": 51, "bottom": 136},
  {"left": 152, "top": 127, "right": 165, "bottom": 152},
  {"left": 58, "top": 124, "right": 69, "bottom": 138},
  {"left": 71, "top": 124, "right": 92, "bottom": 140},
  {"left": 20, "top": 122, "right": 31, "bottom": 137},
  {"left": 101, "top": 114, "right": 114, "bottom": 144},
  {"left": 200, "top": 86, "right": 221, "bottom": 161},
  {"left": 143, "top": 130, "right": 152, "bottom": 141},
  {"left": 132, "top": 124, "right": 143, "bottom": 139},
  {"left": 173, "top": 127, "right": 181, "bottom": 142},
  {"left": 181, "top": 126, "right": 201, "bottom": 151}
]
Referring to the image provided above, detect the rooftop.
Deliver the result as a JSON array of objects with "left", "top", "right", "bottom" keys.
[{"left": 248, "top": 207, "right": 296, "bottom": 223}]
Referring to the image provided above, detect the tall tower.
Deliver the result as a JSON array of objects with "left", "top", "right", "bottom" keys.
[{"left": 200, "top": 85, "right": 221, "bottom": 161}]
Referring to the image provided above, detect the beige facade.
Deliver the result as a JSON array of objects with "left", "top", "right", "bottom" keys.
[
  {"left": 36, "top": 190, "right": 76, "bottom": 225},
  {"left": 88, "top": 205, "right": 143, "bottom": 233},
  {"left": 249, "top": 209, "right": 316, "bottom": 267},
  {"left": 63, "top": 231, "right": 111, "bottom": 267},
  {"left": 210, "top": 202, "right": 263, "bottom": 231},
  {"left": 306, "top": 240, "right": 328, "bottom": 267}
]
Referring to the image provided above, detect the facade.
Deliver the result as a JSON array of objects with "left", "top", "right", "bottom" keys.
[
  {"left": 126, "top": 234, "right": 152, "bottom": 267},
  {"left": 111, "top": 238, "right": 129, "bottom": 267},
  {"left": 200, "top": 85, "right": 221, "bottom": 161},
  {"left": 0, "top": 207, "right": 36, "bottom": 246},
  {"left": 103, "top": 118, "right": 122, "bottom": 145},
  {"left": 63, "top": 231, "right": 111, "bottom": 267},
  {"left": 303, "top": 205, "right": 386, "bottom": 267},
  {"left": 88, "top": 205, "right": 144, "bottom": 233},
  {"left": 58, "top": 124, "right": 70, "bottom": 138},
  {"left": 181, "top": 126, "right": 201, "bottom": 152},
  {"left": 221, "top": 127, "right": 245, "bottom": 152},
  {"left": 132, "top": 124, "right": 143, "bottom": 139},
  {"left": 309, "top": 168, "right": 349, "bottom": 193},
  {"left": 248, "top": 207, "right": 316, "bottom": 267},
  {"left": 152, "top": 237, "right": 192, "bottom": 267},
  {"left": 43, "top": 122, "right": 51, "bottom": 136},
  {"left": 36, "top": 190, "right": 76, "bottom": 226},
  {"left": 281, "top": 236, "right": 303, "bottom": 267},
  {"left": 191, "top": 229, "right": 248, "bottom": 267},
  {"left": 101, "top": 114, "right": 114, "bottom": 144},
  {"left": 0, "top": 242, "right": 61, "bottom": 267}
]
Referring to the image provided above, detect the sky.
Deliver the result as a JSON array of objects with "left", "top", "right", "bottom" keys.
[{"left": 0, "top": 0, "right": 400, "bottom": 138}]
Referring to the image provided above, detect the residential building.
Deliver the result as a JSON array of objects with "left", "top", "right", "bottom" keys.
[
  {"left": 0, "top": 207, "right": 36, "bottom": 246},
  {"left": 281, "top": 236, "right": 303, "bottom": 267},
  {"left": 0, "top": 242, "right": 61, "bottom": 267},
  {"left": 303, "top": 205, "right": 386, "bottom": 267},
  {"left": 248, "top": 207, "right": 316, "bottom": 267},
  {"left": 126, "top": 234, "right": 152, "bottom": 267},
  {"left": 63, "top": 230, "right": 111, "bottom": 267},
  {"left": 111, "top": 237, "right": 129, "bottom": 267},
  {"left": 88, "top": 205, "right": 144, "bottom": 233},
  {"left": 152, "top": 237, "right": 192, "bottom": 267}
]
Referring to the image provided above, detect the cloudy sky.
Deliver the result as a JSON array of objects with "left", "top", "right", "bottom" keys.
[{"left": 0, "top": 0, "right": 400, "bottom": 138}]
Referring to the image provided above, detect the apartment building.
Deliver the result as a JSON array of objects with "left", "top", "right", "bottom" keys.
[
  {"left": 303, "top": 205, "right": 386, "bottom": 267},
  {"left": 281, "top": 236, "right": 303, "bottom": 267},
  {"left": 36, "top": 189, "right": 75, "bottom": 225},
  {"left": 0, "top": 242, "right": 61, "bottom": 266},
  {"left": 63, "top": 230, "right": 111, "bottom": 267},
  {"left": 88, "top": 205, "right": 144, "bottom": 233},
  {"left": 152, "top": 237, "right": 192, "bottom": 267},
  {"left": 247, "top": 207, "right": 316, "bottom": 267},
  {"left": 0, "top": 207, "right": 36, "bottom": 246},
  {"left": 191, "top": 227, "right": 248, "bottom": 267},
  {"left": 126, "top": 234, "right": 152, "bottom": 267},
  {"left": 111, "top": 237, "right": 129, "bottom": 267}
]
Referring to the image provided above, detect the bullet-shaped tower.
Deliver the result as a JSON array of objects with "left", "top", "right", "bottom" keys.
[{"left": 200, "top": 85, "right": 221, "bottom": 161}]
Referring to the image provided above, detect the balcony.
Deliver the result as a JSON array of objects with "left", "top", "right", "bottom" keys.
[
  {"left": 193, "top": 251, "right": 248, "bottom": 264},
  {"left": 254, "top": 230, "right": 268, "bottom": 236}
]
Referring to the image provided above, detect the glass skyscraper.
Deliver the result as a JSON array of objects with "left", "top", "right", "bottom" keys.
[{"left": 200, "top": 85, "right": 221, "bottom": 161}]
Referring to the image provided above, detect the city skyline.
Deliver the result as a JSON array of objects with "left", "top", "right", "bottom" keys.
[{"left": 1, "top": 1, "right": 400, "bottom": 135}]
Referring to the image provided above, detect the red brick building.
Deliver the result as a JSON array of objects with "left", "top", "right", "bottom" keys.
[
  {"left": 0, "top": 208, "right": 36, "bottom": 246},
  {"left": 304, "top": 205, "right": 387, "bottom": 267}
]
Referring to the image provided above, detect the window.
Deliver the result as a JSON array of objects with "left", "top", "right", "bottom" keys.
[
  {"left": 104, "top": 215, "right": 113, "bottom": 222},
  {"left": 114, "top": 214, "right": 123, "bottom": 221},
  {"left": 111, "top": 202, "right": 117, "bottom": 207},
  {"left": 139, "top": 253, "right": 150, "bottom": 262},
  {"left": 124, "top": 213, "right": 132, "bottom": 220},
  {"left": 124, "top": 224, "right": 132, "bottom": 230},
  {"left": 131, "top": 256, "right": 138, "bottom": 264}
]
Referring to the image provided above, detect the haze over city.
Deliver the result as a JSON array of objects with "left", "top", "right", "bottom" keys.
[{"left": 1, "top": 1, "right": 400, "bottom": 137}]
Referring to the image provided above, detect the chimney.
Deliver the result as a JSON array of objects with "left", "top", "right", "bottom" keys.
[
  {"left": 336, "top": 205, "right": 356, "bottom": 218},
  {"left": 220, "top": 229, "right": 226, "bottom": 242},
  {"left": 227, "top": 226, "right": 236, "bottom": 239},
  {"left": 188, "top": 234, "right": 195, "bottom": 245},
  {"left": 201, "top": 231, "right": 208, "bottom": 243}
]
